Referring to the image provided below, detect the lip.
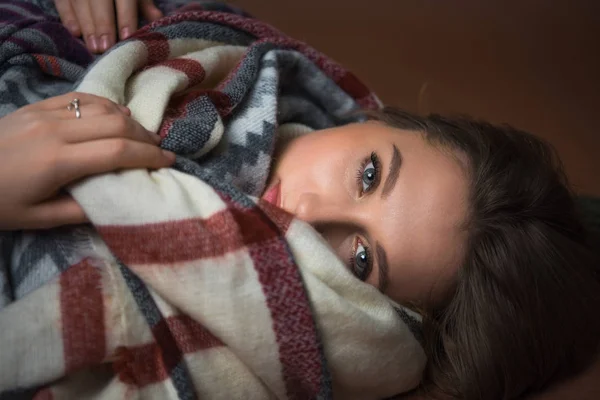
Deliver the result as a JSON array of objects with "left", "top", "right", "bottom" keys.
[{"left": 262, "top": 179, "right": 281, "bottom": 208}]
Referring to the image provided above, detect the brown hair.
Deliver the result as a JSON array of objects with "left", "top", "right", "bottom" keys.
[{"left": 368, "top": 107, "right": 600, "bottom": 399}]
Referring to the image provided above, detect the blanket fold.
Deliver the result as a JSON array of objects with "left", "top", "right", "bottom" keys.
[{"left": 0, "top": 1, "right": 426, "bottom": 399}]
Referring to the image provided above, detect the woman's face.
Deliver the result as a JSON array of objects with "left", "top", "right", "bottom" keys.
[{"left": 265, "top": 122, "right": 470, "bottom": 307}]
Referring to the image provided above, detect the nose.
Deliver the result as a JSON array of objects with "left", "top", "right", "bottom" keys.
[
  {"left": 294, "top": 192, "right": 354, "bottom": 225},
  {"left": 294, "top": 192, "right": 319, "bottom": 223}
]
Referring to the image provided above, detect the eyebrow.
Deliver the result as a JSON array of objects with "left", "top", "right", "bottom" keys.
[
  {"left": 381, "top": 144, "right": 402, "bottom": 199},
  {"left": 376, "top": 242, "right": 390, "bottom": 293}
]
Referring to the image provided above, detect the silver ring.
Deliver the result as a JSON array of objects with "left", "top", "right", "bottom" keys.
[{"left": 67, "top": 98, "right": 81, "bottom": 119}]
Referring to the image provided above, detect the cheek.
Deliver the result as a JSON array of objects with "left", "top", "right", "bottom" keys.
[{"left": 320, "top": 226, "right": 353, "bottom": 258}]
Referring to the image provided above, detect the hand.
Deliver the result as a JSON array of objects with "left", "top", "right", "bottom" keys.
[
  {"left": 0, "top": 92, "right": 175, "bottom": 230},
  {"left": 54, "top": 0, "right": 163, "bottom": 54}
]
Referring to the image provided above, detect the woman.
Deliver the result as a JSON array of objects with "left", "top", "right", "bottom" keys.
[
  {"left": 264, "top": 108, "right": 600, "bottom": 399},
  {"left": 4, "top": 93, "right": 599, "bottom": 400},
  {"left": 2, "top": 1, "right": 597, "bottom": 399}
]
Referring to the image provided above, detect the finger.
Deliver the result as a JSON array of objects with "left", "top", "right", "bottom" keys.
[
  {"left": 33, "top": 92, "right": 123, "bottom": 112},
  {"left": 55, "top": 0, "right": 81, "bottom": 36},
  {"left": 55, "top": 99, "right": 130, "bottom": 120},
  {"left": 59, "top": 113, "right": 160, "bottom": 145},
  {"left": 26, "top": 195, "right": 88, "bottom": 230},
  {"left": 72, "top": 0, "right": 99, "bottom": 53},
  {"left": 90, "top": 0, "right": 117, "bottom": 53},
  {"left": 60, "top": 139, "right": 175, "bottom": 182},
  {"left": 139, "top": 0, "right": 163, "bottom": 22},
  {"left": 116, "top": 0, "right": 138, "bottom": 40}
]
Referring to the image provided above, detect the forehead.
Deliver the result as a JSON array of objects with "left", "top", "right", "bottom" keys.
[{"left": 370, "top": 124, "right": 469, "bottom": 304}]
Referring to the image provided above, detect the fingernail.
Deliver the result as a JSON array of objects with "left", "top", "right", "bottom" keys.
[
  {"left": 88, "top": 35, "right": 99, "bottom": 52},
  {"left": 121, "top": 27, "right": 131, "bottom": 40},
  {"left": 100, "top": 34, "right": 111, "bottom": 52},
  {"left": 119, "top": 105, "right": 130, "bottom": 115},
  {"left": 162, "top": 150, "right": 176, "bottom": 161}
]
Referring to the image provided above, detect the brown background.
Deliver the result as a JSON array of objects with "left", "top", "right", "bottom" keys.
[{"left": 232, "top": 0, "right": 600, "bottom": 196}]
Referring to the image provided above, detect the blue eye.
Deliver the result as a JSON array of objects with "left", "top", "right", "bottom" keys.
[
  {"left": 361, "top": 161, "right": 376, "bottom": 192},
  {"left": 356, "top": 152, "right": 380, "bottom": 195},
  {"left": 349, "top": 238, "right": 372, "bottom": 281}
]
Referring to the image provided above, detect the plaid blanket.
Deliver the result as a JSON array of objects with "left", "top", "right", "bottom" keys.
[{"left": 0, "top": 1, "right": 426, "bottom": 399}]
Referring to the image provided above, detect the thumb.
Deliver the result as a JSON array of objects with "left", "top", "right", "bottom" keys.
[{"left": 139, "top": 0, "right": 163, "bottom": 22}]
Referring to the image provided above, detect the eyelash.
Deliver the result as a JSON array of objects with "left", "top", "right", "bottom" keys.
[
  {"left": 348, "top": 151, "right": 380, "bottom": 281},
  {"left": 347, "top": 237, "right": 373, "bottom": 281},
  {"left": 355, "top": 152, "right": 381, "bottom": 196}
]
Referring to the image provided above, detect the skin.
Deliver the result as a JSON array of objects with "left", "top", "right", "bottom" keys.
[
  {"left": 54, "top": 0, "right": 163, "bottom": 54},
  {"left": 0, "top": 92, "right": 174, "bottom": 230},
  {"left": 267, "top": 122, "right": 470, "bottom": 307}
]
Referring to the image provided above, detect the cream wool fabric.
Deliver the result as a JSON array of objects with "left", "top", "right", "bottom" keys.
[{"left": 0, "top": 5, "right": 425, "bottom": 400}]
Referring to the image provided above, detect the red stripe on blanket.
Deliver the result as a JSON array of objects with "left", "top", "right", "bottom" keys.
[
  {"left": 258, "top": 200, "right": 294, "bottom": 232},
  {"left": 114, "top": 316, "right": 222, "bottom": 386},
  {"left": 150, "top": 318, "right": 185, "bottom": 381},
  {"left": 230, "top": 205, "right": 290, "bottom": 247},
  {"left": 32, "top": 54, "right": 60, "bottom": 76},
  {"left": 140, "top": 11, "right": 282, "bottom": 44},
  {"left": 250, "top": 240, "right": 323, "bottom": 398},
  {"left": 160, "top": 59, "right": 206, "bottom": 87},
  {"left": 60, "top": 258, "right": 106, "bottom": 372},
  {"left": 137, "top": 12, "right": 380, "bottom": 109},
  {"left": 167, "top": 315, "right": 224, "bottom": 352},
  {"left": 206, "top": 90, "right": 233, "bottom": 116},
  {"left": 336, "top": 72, "right": 373, "bottom": 102},
  {"left": 98, "top": 206, "right": 291, "bottom": 265},
  {"left": 139, "top": 32, "right": 169, "bottom": 67},
  {"left": 98, "top": 211, "right": 241, "bottom": 264},
  {"left": 114, "top": 343, "right": 168, "bottom": 386},
  {"left": 160, "top": 89, "right": 232, "bottom": 140},
  {"left": 32, "top": 54, "right": 47, "bottom": 73},
  {"left": 47, "top": 56, "right": 61, "bottom": 76}
]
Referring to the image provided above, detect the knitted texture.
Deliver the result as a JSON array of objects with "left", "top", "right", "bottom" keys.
[{"left": 0, "top": 1, "right": 425, "bottom": 399}]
